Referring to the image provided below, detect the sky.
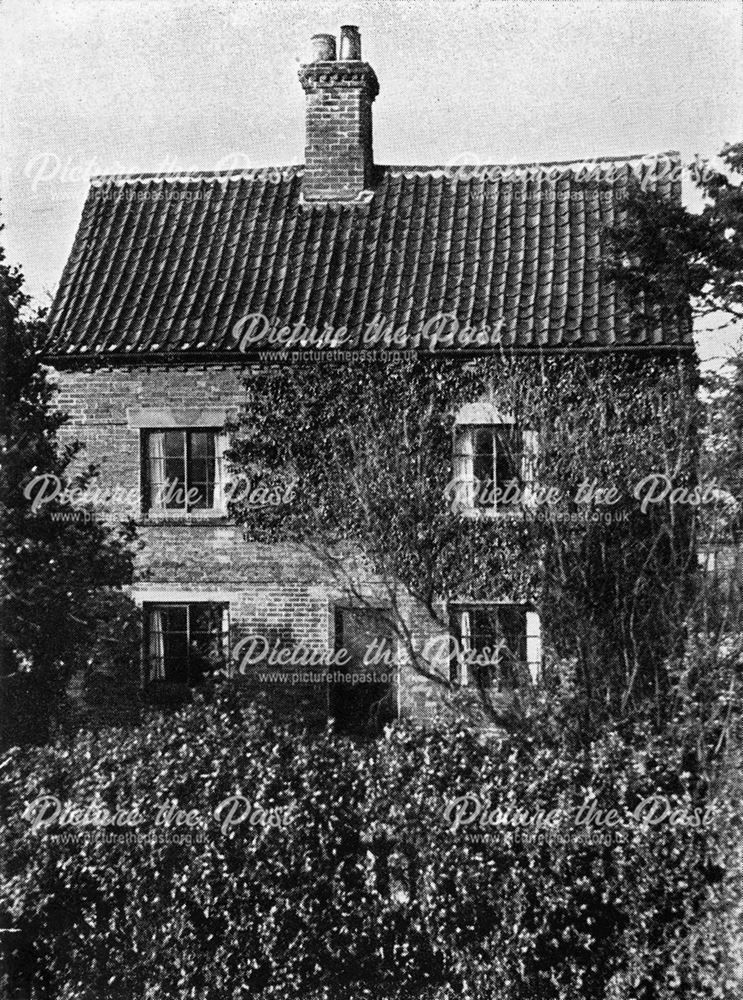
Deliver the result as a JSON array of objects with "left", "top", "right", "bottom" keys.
[{"left": 1, "top": 0, "right": 741, "bottom": 362}]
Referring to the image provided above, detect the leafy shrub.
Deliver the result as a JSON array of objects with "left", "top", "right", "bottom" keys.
[{"left": 0, "top": 683, "right": 732, "bottom": 1000}]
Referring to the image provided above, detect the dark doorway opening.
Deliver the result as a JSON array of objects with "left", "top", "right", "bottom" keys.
[{"left": 331, "top": 607, "right": 396, "bottom": 733}]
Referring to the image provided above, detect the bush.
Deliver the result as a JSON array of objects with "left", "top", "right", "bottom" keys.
[{"left": 0, "top": 683, "right": 732, "bottom": 1000}]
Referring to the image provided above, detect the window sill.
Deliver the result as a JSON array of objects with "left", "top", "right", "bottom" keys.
[
  {"left": 141, "top": 511, "right": 231, "bottom": 526},
  {"left": 454, "top": 507, "right": 530, "bottom": 520},
  {"left": 451, "top": 683, "right": 528, "bottom": 698},
  {"left": 143, "top": 681, "right": 194, "bottom": 706}
]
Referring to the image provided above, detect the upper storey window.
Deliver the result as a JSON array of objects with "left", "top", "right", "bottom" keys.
[
  {"left": 142, "top": 429, "right": 227, "bottom": 514},
  {"left": 451, "top": 403, "right": 537, "bottom": 515}
]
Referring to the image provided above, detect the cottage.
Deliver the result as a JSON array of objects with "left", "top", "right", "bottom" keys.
[{"left": 41, "top": 26, "right": 693, "bottom": 727}]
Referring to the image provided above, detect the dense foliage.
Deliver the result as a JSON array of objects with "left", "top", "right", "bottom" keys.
[
  {"left": 701, "top": 349, "right": 743, "bottom": 544},
  {"left": 228, "top": 354, "right": 699, "bottom": 727},
  {"left": 0, "top": 683, "right": 735, "bottom": 1000},
  {"left": 604, "top": 143, "right": 743, "bottom": 329},
  {"left": 0, "top": 229, "right": 137, "bottom": 747}
]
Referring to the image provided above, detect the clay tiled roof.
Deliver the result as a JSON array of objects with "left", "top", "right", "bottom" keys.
[{"left": 43, "top": 154, "right": 692, "bottom": 362}]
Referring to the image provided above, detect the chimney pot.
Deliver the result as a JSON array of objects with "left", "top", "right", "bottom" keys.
[
  {"left": 339, "top": 25, "right": 361, "bottom": 60},
  {"left": 299, "top": 26, "right": 378, "bottom": 201},
  {"left": 311, "top": 33, "right": 336, "bottom": 62}
]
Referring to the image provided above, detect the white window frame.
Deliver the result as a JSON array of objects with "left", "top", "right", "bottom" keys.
[
  {"left": 141, "top": 428, "right": 230, "bottom": 517},
  {"left": 451, "top": 403, "right": 537, "bottom": 516},
  {"left": 450, "top": 602, "right": 541, "bottom": 687},
  {"left": 144, "top": 601, "right": 230, "bottom": 685},
  {"left": 127, "top": 408, "right": 235, "bottom": 520}
]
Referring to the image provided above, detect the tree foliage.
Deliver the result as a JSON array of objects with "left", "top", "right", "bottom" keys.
[
  {"left": 700, "top": 349, "right": 743, "bottom": 543},
  {"left": 604, "top": 144, "right": 743, "bottom": 327},
  {"left": 0, "top": 228, "right": 137, "bottom": 747}
]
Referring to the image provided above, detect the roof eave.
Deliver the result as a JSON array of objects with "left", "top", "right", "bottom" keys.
[{"left": 38, "top": 343, "right": 697, "bottom": 369}]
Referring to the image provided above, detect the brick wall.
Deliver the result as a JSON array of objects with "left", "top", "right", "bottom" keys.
[
  {"left": 48, "top": 363, "right": 460, "bottom": 723},
  {"left": 298, "top": 61, "right": 378, "bottom": 201}
]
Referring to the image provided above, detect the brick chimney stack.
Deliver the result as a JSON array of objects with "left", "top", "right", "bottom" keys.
[{"left": 299, "top": 26, "right": 379, "bottom": 202}]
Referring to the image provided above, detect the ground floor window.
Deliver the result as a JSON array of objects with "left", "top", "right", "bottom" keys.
[
  {"left": 145, "top": 603, "right": 229, "bottom": 685},
  {"left": 449, "top": 603, "right": 541, "bottom": 689}
]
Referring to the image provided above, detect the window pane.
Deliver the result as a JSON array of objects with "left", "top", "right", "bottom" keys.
[
  {"left": 496, "top": 607, "right": 527, "bottom": 689},
  {"left": 160, "top": 606, "right": 188, "bottom": 632},
  {"left": 452, "top": 605, "right": 527, "bottom": 690},
  {"left": 470, "top": 607, "right": 499, "bottom": 640},
  {"left": 147, "top": 604, "right": 226, "bottom": 686},
  {"left": 469, "top": 607, "right": 500, "bottom": 688},
  {"left": 157, "top": 606, "right": 189, "bottom": 683},
  {"left": 448, "top": 610, "right": 464, "bottom": 684},
  {"left": 494, "top": 427, "right": 522, "bottom": 492},
  {"left": 162, "top": 431, "right": 187, "bottom": 509},
  {"left": 472, "top": 429, "right": 495, "bottom": 508},
  {"left": 189, "top": 603, "right": 226, "bottom": 685},
  {"left": 473, "top": 428, "right": 495, "bottom": 456},
  {"left": 163, "top": 633, "right": 189, "bottom": 684},
  {"left": 188, "top": 476, "right": 214, "bottom": 510},
  {"left": 147, "top": 607, "right": 165, "bottom": 680},
  {"left": 146, "top": 432, "right": 166, "bottom": 511},
  {"left": 189, "top": 431, "right": 214, "bottom": 460},
  {"left": 190, "top": 604, "right": 220, "bottom": 633},
  {"left": 187, "top": 432, "right": 216, "bottom": 509}
]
